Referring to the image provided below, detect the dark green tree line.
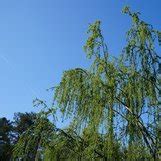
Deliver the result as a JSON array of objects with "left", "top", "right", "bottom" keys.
[
  {"left": 0, "top": 112, "right": 37, "bottom": 161},
  {"left": 0, "top": 117, "right": 13, "bottom": 161}
]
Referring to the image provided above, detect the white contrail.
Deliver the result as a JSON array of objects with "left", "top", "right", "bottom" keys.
[
  {"left": 0, "top": 54, "right": 11, "bottom": 66},
  {"left": 0, "top": 54, "right": 40, "bottom": 98}
]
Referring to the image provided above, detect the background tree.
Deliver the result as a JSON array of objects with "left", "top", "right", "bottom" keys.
[
  {"left": 0, "top": 112, "right": 37, "bottom": 160},
  {"left": 0, "top": 117, "right": 13, "bottom": 161},
  {"left": 13, "top": 112, "right": 37, "bottom": 141}
]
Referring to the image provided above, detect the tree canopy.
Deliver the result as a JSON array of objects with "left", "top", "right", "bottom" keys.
[{"left": 11, "top": 6, "right": 161, "bottom": 161}]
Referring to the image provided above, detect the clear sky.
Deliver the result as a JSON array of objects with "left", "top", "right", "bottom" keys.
[{"left": 0, "top": 0, "right": 161, "bottom": 119}]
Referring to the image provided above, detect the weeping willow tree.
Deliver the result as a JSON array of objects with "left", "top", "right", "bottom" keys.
[{"left": 13, "top": 7, "right": 161, "bottom": 161}]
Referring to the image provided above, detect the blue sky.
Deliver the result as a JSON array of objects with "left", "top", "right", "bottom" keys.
[{"left": 0, "top": 0, "right": 161, "bottom": 119}]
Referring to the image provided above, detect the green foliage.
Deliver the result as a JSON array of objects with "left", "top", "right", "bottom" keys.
[
  {"left": 13, "top": 6, "right": 161, "bottom": 161},
  {"left": 0, "top": 118, "right": 13, "bottom": 161}
]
